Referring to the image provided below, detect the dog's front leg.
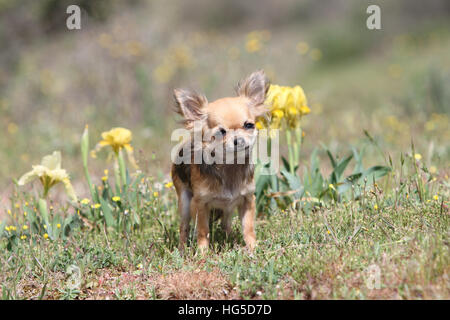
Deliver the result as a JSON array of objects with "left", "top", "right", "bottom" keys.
[
  {"left": 178, "top": 190, "right": 192, "bottom": 252},
  {"left": 238, "top": 195, "right": 256, "bottom": 250},
  {"left": 191, "top": 197, "right": 209, "bottom": 251}
]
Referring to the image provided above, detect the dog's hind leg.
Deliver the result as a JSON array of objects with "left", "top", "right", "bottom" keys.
[{"left": 178, "top": 190, "right": 192, "bottom": 252}]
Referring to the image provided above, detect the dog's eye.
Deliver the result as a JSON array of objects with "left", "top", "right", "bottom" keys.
[
  {"left": 219, "top": 128, "right": 227, "bottom": 136},
  {"left": 244, "top": 122, "right": 255, "bottom": 129}
]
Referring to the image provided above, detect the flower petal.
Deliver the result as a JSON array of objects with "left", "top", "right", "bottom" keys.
[
  {"left": 41, "top": 151, "right": 62, "bottom": 170},
  {"left": 18, "top": 170, "right": 38, "bottom": 186}
]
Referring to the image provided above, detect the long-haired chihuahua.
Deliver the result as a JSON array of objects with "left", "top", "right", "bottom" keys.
[{"left": 171, "top": 70, "right": 269, "bottom": 252}]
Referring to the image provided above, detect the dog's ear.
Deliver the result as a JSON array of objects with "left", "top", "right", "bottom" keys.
[
  {"left": 236, "top": 70, "right": 270, "bottom": 106},
  {"left": 173, "top": 89, "right": 208, "bottom": 128}
]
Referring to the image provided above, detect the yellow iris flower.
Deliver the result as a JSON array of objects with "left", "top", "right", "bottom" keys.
[
  {"left": 262, "top": 84, "right": 310, "bottom": 129},
  {"left": 92, "top": 127, "right": 137, "bottom": 168},
  {"left": 18, "top": 151, "right": 77, "bottom": 202}
]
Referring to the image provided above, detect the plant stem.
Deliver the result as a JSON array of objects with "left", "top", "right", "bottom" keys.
[
  {"left": 117, "top": 149, "right": 127, "bottom": 190},
  {"left": 286, "top": 130, "right": 294, "bottom": 174}
]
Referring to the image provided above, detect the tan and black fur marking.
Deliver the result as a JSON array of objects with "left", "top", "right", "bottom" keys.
[{"left": 171, "top": 70, "right": 269, "bottom": 252}]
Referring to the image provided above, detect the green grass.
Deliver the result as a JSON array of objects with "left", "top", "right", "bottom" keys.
[{"left": 1, "top": 157, "right": 448, "bottom": 299}]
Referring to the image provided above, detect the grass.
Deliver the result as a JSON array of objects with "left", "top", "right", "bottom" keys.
[{"left": 1, "top": 154, "right": 448, "bottom": 299}]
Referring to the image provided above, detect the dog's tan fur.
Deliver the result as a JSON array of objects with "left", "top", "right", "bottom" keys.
[{"left": 171, "top": 70, "right": 269, "bottom": 252}]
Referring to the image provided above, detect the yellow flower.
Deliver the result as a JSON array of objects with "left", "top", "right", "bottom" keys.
[
  {"left": 95, "top": 127, "right": 133, "bottom": 154},
  {"left": 7, "top": 209, "right": 11, "bottom": 215},
  {"left": 104, "top": 169, "right": 109, "bottom": 175},
  {"left": 255, "top": 121, "right": 264, "bottom": 130},
  {"left": 21, "top": 235, "right": 27, "bottom": 240},
  {"left": 43, "top": 233, "right": 49, "bottom": 239},
  {"left": 272, "top": 109, "right": 284, "bottom": 119},
  {"left": 56, "top": 224, "right": 61, "bottom": 229},
  {"left": 23, "top": 211, "right": 27, "bottom": 216},
  {"left": 327, "top": 230, "right": 331, "bottom": 235},
  {"left": 22, "top": 225, "right": 28, "bottom": 230},
  {"left": 164, "top": 182, "right": 173, "bottom": 189},
  {"left": 246, "top": 38, "right": 261, "bottom": 53},
  {"left": 433, "top": 195, "right": 439, "bottom": 201},
  {"left": 81, "top": 198, "right": 90, "bottom": 205},
  {"left": 153, "top": 191, "right": 159, "bottom": 198},
  {"left": 5, "top": 226, "right": 10, "bottom": 232},
  {"left": 137, "top": 263, "right": 143, "bottom": 269},
  {"left": 263, "top": 84, "right": 310, "bottom": 129},
  {"left": 414, "top": 153, "right": 422, "bottom": 160},
  {"left": 92, "top": 127, "right": 137, "bottom": 168},
  {"left": 44, "top": 224, "right": 47, "bottom": 229},
  {"left": 92, "top": 203, "right": 101, "bottom": 209},
  {"left": 296, "top": 41, "right": 309, "bottom": 55},
  {"left": 112, "top": 196, "right": 121, "bottom": 202},
  {"left": 102, "top": 176, "right": 108, "bottom": 181},
  {"left": 18, "top": 151, "right": 77, "bottom": 202},
  {"left": 374, "top": 204, "right": 378, "bottom": 210},
  {"left": 329, "top": 184, "right": 335, "bottom": 190}
]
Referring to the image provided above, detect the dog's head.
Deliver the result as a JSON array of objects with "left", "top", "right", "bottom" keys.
[{"left": 174, "top": 70, "right": 269, "bottom": 157}]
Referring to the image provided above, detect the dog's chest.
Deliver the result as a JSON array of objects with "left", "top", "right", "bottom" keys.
[{"left": 206, "top": 182, "right": 254, "bottom": 211}]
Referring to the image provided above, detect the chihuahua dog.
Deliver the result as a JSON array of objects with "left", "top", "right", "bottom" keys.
[{"left": 171, "top": 70, "right": 269, "bottom": 252}]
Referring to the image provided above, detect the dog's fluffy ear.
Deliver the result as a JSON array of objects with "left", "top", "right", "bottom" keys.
[
  {"left": 236, "top": 70, "right": 270, "bottom": 106},
  {"left": 174, "top": 89, "right": 208, "bottom": 128}
]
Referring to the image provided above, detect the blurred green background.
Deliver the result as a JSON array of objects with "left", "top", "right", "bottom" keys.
[{"left": 0, "top": 0, "right": 449, "bottom": 200}]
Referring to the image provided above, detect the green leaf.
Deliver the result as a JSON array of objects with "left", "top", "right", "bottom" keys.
[
  {"left": 331, "top": 154, "right": 353, "bottom": 183},
  {"left": 280, "top": 169, "right": 304, "bottom": 199},
  {"left": 326, "top": 149, "right": 337, "bottom": 169},
  {"left": 99, "top": 197, "right": 116, "bottom": 228}
]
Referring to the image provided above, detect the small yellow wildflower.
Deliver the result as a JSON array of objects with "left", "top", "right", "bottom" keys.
[
  {"left": 5, "top": 226, "right": 10, "bottom": 232},
  {"left": 112, "top": 196, "right": 121, "bottom": 202},
  {"left": 25, "top": 202, "right": 29, "bottom": 206},
  {"left": 81, "top": 198, "right": 90, "bottom": 205},
  {"left": 165, "top": 182, "right": 173, "bottom": 189},
  {"left": 92, "top": 203, "right": 101, "bottom": 209},
  {"left": 137, "top": 263, "right": 143, "bottom": 270},
  {"left": 102, "top": 176, "right": 108, "bottom": 181},
  {"left": 327, "top": 230, "right": 331, "bottom": 235},
  {"left": 374, "top": 204, "right": 378, "bottom": 210},
  {"left": 153, "top": 191, "right": 159, "bottom": 198},
  {"left": 22, "top": 225, "right": 28, "bottom": 230},
  {"left": 329, "top": 184, "right": 335, "bottom": 190},
  {"left": 10, "top": 226, "right": 17, "bottom": 231},
  {"left": 296, "top": 41, "right": 309, "bottom": 55},
  {"left": 414, "top": 153, "right": 422, "bottom": 160},
  {"left": 433, "top": 195, "right": 439, "bottom": 201},
  {"left": 21, "top": 235, "right": 27, "bottom": 240},
  {"left": 43, "top": 233, "right": 49, "bottom": 239},
  {"left": 44, "top": 224, "right": 47, "bottom": 229},
  {"left": 15, "top": 204, "right": 20, "bottom": 209},
  {"left": 104, "top": 169, "right": 109, "bottom": 175},
  {"left": 56, "top": 224, "right": 61, "bottom": 229},
  {"left": 23, "top": 211, "right": 27, "bottom": 216},
  {"left": 7, "top": 209, "right": 11, "bottom": 215}
]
